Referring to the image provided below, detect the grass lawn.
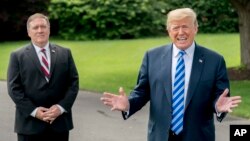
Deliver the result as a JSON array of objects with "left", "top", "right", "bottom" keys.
[
  {"left": 230, "top": 81, "right": 250, "bottom": 118},
  {"left": 0, "top": 33, "right": 249, "bottom": 118}
]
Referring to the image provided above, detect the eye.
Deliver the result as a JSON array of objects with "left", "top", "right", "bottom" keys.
[
  {"left": 32, "top": 26, "right": 39, "bottom": 30},
  {"left": 31, "top": 25, "right": 48, "bottom": 30},
  {"left": 40, "top": 25, "right": 47, "bottom": 29},
  {"left": 182, "top": 25, "right": 189, "bottom": 30},
  {"left": 171, "top": 26, "right": 180, "bottom": 31}
]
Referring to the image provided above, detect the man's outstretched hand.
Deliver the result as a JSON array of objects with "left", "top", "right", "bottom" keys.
[
  {"left": 216, "top": 88, "right": 242, "bottom": 113},
  {"left": 101, "top": 87, "right": 130, "bottom": 112}
]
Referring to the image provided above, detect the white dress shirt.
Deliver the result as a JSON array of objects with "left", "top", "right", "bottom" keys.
[
  {"left": 172, "top": 42, "right": 195, "bottom": 106},
  {"left": 33, "top": 42, "right": 51, "bottom": 73}
]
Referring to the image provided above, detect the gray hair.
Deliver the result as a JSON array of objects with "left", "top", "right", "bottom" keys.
[{"left": 26, "top": 13, "right": 50, "bottom": 30}]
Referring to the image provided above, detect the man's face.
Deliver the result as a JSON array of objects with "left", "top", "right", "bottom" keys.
[
  {"left": 27, "top": 17, "right": 50, "bottom": 47},
  {"left": 167, "top": 17, "right": 197, "bottom": 50}
]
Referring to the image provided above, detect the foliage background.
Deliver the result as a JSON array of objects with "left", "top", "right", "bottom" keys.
[
  {"left": 49, "top": 0, "right": 238, "bottom": 40},
  {"left": 0, "top": 0, "right": 50, "bottom": 41},
  {"left": 48, "top": 0, "right": 167, "bottom": 40},
  {"left": 0, "top": 0, "right": 238, "bottom": 41}
]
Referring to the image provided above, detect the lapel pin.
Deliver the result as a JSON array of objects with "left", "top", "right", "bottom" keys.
[
  {"left": 199, "top": 59, "right": 203, "bottom": 63},
  {"left": 52, "top": 50, "right": 55, "bottom": 53}
]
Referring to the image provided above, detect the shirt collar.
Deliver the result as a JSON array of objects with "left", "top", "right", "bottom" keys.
[
  {"left": 33, "top": 42, "right": 50, "bottom": 54},
  {"left": 173, "top": 42, "right": 195, "bottom": 58}
]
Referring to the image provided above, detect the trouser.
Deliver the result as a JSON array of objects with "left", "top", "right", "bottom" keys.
[
  {"left": 168, "top": 130, "right": 183, "bottom": 141},
  {"left": 17, "top": 130, "right": 69, "bottom": 141}
]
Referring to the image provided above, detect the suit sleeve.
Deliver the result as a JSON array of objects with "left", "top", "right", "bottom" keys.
[
  {"left": 214, "top": 56, "right": 229, "bottom": 122},
  {"left": 122, "top": 51, "right": 150, "bottom": 119},
  {"left": 57, "top": 49, "right": 79, "bottom": 111},
  {"left": 7, "top": 52, "right": 37, "bottom": 118}
]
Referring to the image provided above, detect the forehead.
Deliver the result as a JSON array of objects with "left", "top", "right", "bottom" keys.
[
  {"left": 169, "top": 17, "right": 194, "bottom": 26},
  {"left": 29, "top": 18, "right": 48, "bottom": 26}
]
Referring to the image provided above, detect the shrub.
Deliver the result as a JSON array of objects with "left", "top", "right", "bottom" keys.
[
  {"left": 164, "top": 0, "right": 238, "bottom": 33},
  {"left": 49, "top": 0, "right": 167, "bottom": 40}
]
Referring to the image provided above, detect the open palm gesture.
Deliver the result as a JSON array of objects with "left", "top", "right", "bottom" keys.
[
  {"left": 101, "top": 87, "right": 130, "bottom": 111},
  {"left": 216, "top": 88, "right": 242, "bottom": 113}
]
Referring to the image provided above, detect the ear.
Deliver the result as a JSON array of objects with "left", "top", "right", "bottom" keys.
[
  {"left": 194, "top": 26, "right": 198, "bottom": 34},
  {"left": 27, "top": 30, "right": 31, "bottom": 38},
  {"left": 166, "top": 28, "right": 171, "bottom": 36}
]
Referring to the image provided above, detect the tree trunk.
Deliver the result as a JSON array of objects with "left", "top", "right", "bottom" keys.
[{"left": 230, "top": 0, "right": 250, "bottom": 69}]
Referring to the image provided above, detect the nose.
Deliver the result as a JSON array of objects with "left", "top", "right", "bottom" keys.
[
  {"left": 37, "top": 27, "right": 43, "bottom": 32},
  {"left": 178, "top": 27, "right": 184, "bottom": 34}
]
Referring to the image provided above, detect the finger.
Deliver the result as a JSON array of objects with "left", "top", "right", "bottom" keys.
[
  {"left": 111, "top": 106, "right": 116, "bottom": 111},
  {"left": 43, "top": 115, "right": 55, "bottom": 120},
  {"left": 232, "top": 99, "right": 242, "bottom": 104},
  {"left": 231, "top": 96, "right": 242, "bottom": 101},
  {"left": 100, "top": 96, "right": 109, "bottom": 101},
  {"left": 43, "top": 110, "right": 53, "bottom": 115},
  {"left": 221, "top": 88, "right": 229, "bottom": 97},
  {"left": 50, "top": 106, "right": 60, "bottom": 114},
  {"left": 103, "top": 92, "right": 116, "bottom": 98},
  {"left": 44, "top": 110, "right": 58, "bottom": 118},
  {"left": 230, "top": 104, "right": 239, "bottom": 108},
  {"left": 48, "top": 106, "right": 57, "bottom": 112},
  {"left": 50, "top": 120, "right": 54, "bottom": 124},
  {"left": 100, "top": 97, "right": 112, "bottom": 103},
  {"left": 38, "top": 107, "right": 49, "bottom": 112},
  {"left": 119, "top": 87, "right": 126, "bottom": 96},
  {"left": 49, "top": 118, "right": 55, "bottom": 124},
  {"left": 42, "top": 118, "right": 51, "bottom": 123},
  {"left": 101, "top": 96, "right": 114, "bottom": 106},
  {"left": 103, "top": 101, "right": 114, "bottom": 107},
  {"left": 43, "top": 117, "right": 50, "bottom": 121}
]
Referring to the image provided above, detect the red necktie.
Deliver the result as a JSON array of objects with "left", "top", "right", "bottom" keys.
[{"left": 40, "top": 48, "right": 50, "bottom": 80}]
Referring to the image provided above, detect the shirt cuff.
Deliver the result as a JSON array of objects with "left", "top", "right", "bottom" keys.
[
  {"left": 57, "top": 104, "right": 66, "bottom": 114},
  {"left": 31, "top": 108, "right": 38, "bottom": 117},
  {"left": 124, "top": 109, "right": 130, "bottom": 119},
  {"left": 215, "top": 106, "right": 222, "bottom": 117}
]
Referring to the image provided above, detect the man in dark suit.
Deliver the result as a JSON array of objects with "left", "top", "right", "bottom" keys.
[
  {"left": 7, "top": 13, "right": 79, "bottom": 141},
  {"left": 101, "top": 8, "right": 241, "bottom": 141}
]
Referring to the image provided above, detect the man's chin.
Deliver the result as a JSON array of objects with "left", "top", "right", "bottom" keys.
[{"left": 175, "top": 43, "right": 190, "bottom": 50}]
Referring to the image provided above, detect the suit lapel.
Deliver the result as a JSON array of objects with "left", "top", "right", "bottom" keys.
[
  {"left": 162, "top": 44, "right": 173, "bottom": 106},
  {"left": 49, "top": 44, "right": 57, "bottom": 80},
  {"left": 25, "top": 44, "right": 45, "bottom": 78},
  {"left": 185, "top": 45, "right": 205, "bottom": 109}
]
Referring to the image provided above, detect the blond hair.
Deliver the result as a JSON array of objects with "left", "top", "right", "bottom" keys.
[{"left": 166, "top": 8, "right": 198, "bottom": 30}]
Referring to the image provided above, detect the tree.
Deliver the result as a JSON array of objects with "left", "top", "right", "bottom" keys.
[
  {"left": 163, "top": 0, "right": 238, "bottom": 33},
  {"left": 230, "top": 0, "right": 250, "bottom": 70},
  {"left": 0, "top": 0, "right": 50, "bottom": 41}
]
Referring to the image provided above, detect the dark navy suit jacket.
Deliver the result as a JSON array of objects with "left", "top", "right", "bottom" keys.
[
  {"left": 123, "top": 43, "right": 229, "bottom": 141},
  {"left": 7, "top": 43, "right": 79, "bottom": 134}
]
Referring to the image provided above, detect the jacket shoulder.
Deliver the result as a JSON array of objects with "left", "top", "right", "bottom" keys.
[
  {"left": 50, "top": 43, "right": 71, "bottom": 52},
  {"left": 10, "top": 44, "right": 31, "bottom": 55},
  {"left": 196, "top": 44, "right": 223, "bottom": 59},
  {"left": 146, "top": 44, "right": 172, "bottom": 56}
]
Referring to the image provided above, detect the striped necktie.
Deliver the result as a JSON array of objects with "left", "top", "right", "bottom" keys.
[
  {"left": 40, "top": 48, "right": 50, "bottom": 81},
  {"left": 171, "top": 50, "right": 185, "bottom": 135}
]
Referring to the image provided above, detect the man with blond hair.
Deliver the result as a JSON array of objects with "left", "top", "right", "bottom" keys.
[{"left": 101, "top": 8, "right": 241, "bottom": 141}]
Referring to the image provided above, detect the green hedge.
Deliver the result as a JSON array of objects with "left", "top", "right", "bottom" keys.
[
  {"left": 48, "top": 0, "right": 238, "bottom": 40},
  {"left": 164, "top": 0, "right": 239, "bottom": 33},
  {"left": 0, "top": 0, "right": 239, "bottom": 41},
  {"left": 49, "top": 0, "right": 167, "bottom": 40}
]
